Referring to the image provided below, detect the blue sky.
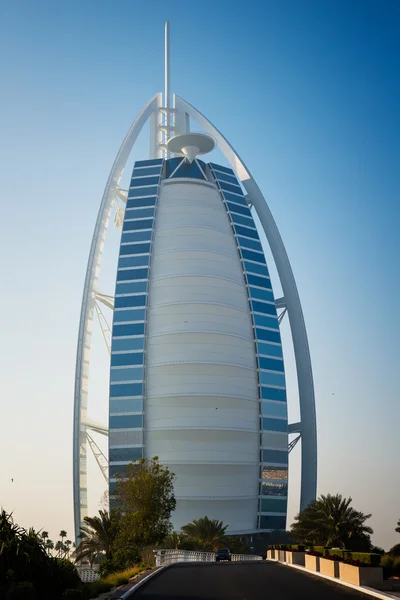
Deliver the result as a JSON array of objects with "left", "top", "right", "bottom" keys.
[{"left": 0, "top": 0, "right": 399, "bottom": 549}]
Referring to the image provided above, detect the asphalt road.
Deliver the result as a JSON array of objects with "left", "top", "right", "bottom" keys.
[{"left": 132, "top": 561, "right": 376, "bottom": 600}]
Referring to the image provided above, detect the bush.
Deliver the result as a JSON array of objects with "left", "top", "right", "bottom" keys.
[
  {"left": 103, "top": 567, "right": 142, "bottom": 586},
  {"left": 139, "top": 547, "right": 156, "bottom": 568},
  {"left": 62, "top": 590, "right": 83, "bottom": 599},
  {"left": 82, "top": 581, "right": 113, "bottom": 600},
  {"left": 306, "top": 550, "right": 323, "bottom": 557},
  {"left": 6, "top": 582, "right": 36, "bottom": 600}
]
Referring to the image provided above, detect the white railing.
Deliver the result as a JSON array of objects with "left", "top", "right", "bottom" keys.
[
  {"left": 154, "top": 549, "right": 262, "bottom": 566},
  {"left": 76, "top": 567, "right": 100, "bottom": 582}
]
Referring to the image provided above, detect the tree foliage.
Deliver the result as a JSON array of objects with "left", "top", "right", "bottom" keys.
[
  {"left": 396, "top": 518, "right": 400, "bottom": 534},
  {"left": 0, "top": 511, "right": 80, "bottom": 600},
  {"left": 181, "top": 516, "right": 228, "bottom": 551},
  {"left": 73, "top": 509, "right": 120, "bottom": 566},
  {"left": 114, "top": 457, "right": 176, "bottom": 560},
  {"left": 291, "top": 493, "right": 373, "bottom": 549}
]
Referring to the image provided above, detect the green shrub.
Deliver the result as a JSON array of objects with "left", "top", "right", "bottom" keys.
[
  {"left": 6, "top": 582, "right": 36, "bottom": 600},
  {"left": 394, "top": 557, "right": 400, "bottom": 576},
  {"left": 62, "top": 590, "right": 83, "bottom": 599},
  {"left": 82, "top": 580, "right": 113, "bottom": 599}
]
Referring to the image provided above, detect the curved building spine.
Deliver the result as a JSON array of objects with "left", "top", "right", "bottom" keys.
[{"left": 73, "top": 22, "right": 317, "bottom": 542}]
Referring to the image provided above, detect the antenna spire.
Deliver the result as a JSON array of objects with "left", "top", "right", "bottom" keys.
[{"left": 164, "top": 21, "right": 170, "bottom": 156}]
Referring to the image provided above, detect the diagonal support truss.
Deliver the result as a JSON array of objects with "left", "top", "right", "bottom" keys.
[{"left": 86, "top": 432, "right": 109, "bottom": 484}]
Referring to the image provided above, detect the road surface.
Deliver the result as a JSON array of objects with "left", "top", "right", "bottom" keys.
[{"left": 132, "top": 561, "right": 375, "bottom": 599}]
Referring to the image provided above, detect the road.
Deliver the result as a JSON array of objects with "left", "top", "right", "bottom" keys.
[{"left": 132, "top": 561, "right": 375, "bottom": 599}]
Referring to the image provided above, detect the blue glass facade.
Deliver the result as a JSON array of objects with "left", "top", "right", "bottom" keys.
[
  {"left": 209, "top": 164, "right": 288, "bottom": 530},
  {"left": 108, "top": 158, "right": 163, "bottom": 492},
  {"left": 109, "top": 157, "right": 288, "bottom": 529}
]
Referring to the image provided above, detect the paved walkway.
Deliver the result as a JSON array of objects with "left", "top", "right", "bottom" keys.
[{"left": 132, "top": 561, "right": 375, "bottom": 599}]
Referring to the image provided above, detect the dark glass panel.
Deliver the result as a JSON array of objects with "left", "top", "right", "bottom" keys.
[
  {"left": 114, "top": 295, "right": 146, "bottom": 309},
  {"left": 119, "top": 243, "right": 150, "bottom": 255},
  {"left": 123, "top": 219, "right": 153, "bottom": 232},
  {"left": 130, "top": 176, "right": 159, "bottom": 187},
  {"left": 110, "top": 352, "right": 144, "bottom": 367},
  {"left": 113, "top": 323, "right": 145, "bottom": 337},
  {"left": 262, "top": 417, "right": 287, "bottom": 432}
]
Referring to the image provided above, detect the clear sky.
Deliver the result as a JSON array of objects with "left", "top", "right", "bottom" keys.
[{"left": 0, "top": 0, "right": 399, "bottom": 550}]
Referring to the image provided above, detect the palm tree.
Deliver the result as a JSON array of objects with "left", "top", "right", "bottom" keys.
[
  {"left": 45, "top": 539, "right": 54, "bottom": 555},
  {"left": 73, "top": 509, "right": 120, "bottom": 565},
  {"left": 55, "top": 540, "right": 64, "bottom": 558},
  {"left": 59, "top": 530, "right": 67, "bottom": 543},
  {"left": 41, "top": 530, "right": 49, "bottom": 545},
  {"left": 64, "top": 539, "right": 72, "bottom": 558},
  {"left": 396, "top": 518, "right": 400, "bottom": 534},
  {"left": 163, "top": 531, "right": 193, "bottom": 550},
  {"left": 181, "top": 516, "right": 228, "bottom": 551},
  {"left": 291, "top": 493, "right": 373, "bottom": 548}
]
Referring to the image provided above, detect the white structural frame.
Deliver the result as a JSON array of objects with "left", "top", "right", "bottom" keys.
[
  {"left": 73, "top": 22, "right": 317, "bottom": 543},
  {"left": 173, "top": 95, "right": 317, "bottom": 513}
]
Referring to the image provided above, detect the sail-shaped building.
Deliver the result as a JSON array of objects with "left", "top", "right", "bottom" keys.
[{"left": 73, "top": 23, "right": 317, "bottom": 541}]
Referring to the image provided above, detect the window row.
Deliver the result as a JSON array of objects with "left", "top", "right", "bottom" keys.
[
  {"left": 259, "top": 355, "right": 284, "bottom": 372},
  {"left": 241, "top": 248, "right": 266, "bottom": 264},
  {"left": 257, "top": 341, "right": 283, "bottom": 358},
  {"left": 222, "top": 191, "right": 248, "bottom": 207},
  {"left": 111, "top": 351, "right": 144, "bottom": 366},
  {"left": 234, "top": 224, "right": 259, "bottom": 240},
  {"left": 116, "top": 281, "right": 147, "bottom": 296},
  {"left": 260, "top": 370, "right": 285, "bottom": 388},
  {"left": 113, "top": 322, "right": 145, "bottom": 338},
  {"left": 112, "top": 338, "right": 144, "bottom": 352},
  {"left": 114, "top": 295, "right": 146, "bottom": 309},
  {"left": 253, "top": 313, "right": 279, "bottom": 331},
  {"left": 255, "top": 327, "right": 281, "bottom": 344},
  {"left": 109, "top": 414, "right": 143, "bottom": 429},
  {"left": 262, "top": 401, "right": 287, "bottom": 418},
  {"left": 109, "top": 464, "right": 130, "bottom": 479},
  {"left": 130, "top": 176, "right": 160, "bottom": 188},
  {"left": 116, "top": 267, "right": 148, "bottom": 282},
  {"left": 120, "top": 242, "right": 151, "bottom": 255},
  {"left": 109, "top": 382, "right": 143, "bottom": 398},
  {"left": 259, "top": 515, "right": 286, "bottom": 530},
  {"left": 110, "top": 365, "right": 143, "bottom": 384},
  {"left": 262, "top": 466, "right": 288, "bottom": 480},
  {"left": 262, "top": 417, "right": 287, "bottom": 432},
  {"left": 118, "top": 255, "right": 149, "bottom": 269},
  {"left": 262, "top": 449, "right": 288, "bottom": 464},
  {"left": 261, "top": 480, "right": 288, "bottom": 497},
  {"left": 123, "top": 218, "right": 153, "bottom": 232},
  {"left": 121, "top": 230, "right": 152, "bottom": 244},
  {"left": 218, "top": 180, "right": 242, "bottom": 195},
  {"left": 134, "top": 158, "right": 163, "bottom": 168},
  {"left": 109, "top": 446, "right": 143, "bottom": 462},
  {"left": 213, "top": 170, "right": 239, "bottom": 186},
  {"left": 260, "top": 497, "right": 287, "bottom": 513},
  {"left": 231, "top": 213, "right": 257, "bottom": 230},
  {"left": 128, "top": 186, "right": 159, "bottom": 199},
  {"left": 249, "top": 286, "right": 273, "bottom": 301},
  {"left": 238, "top": 237, "right": 263, "bottom": 253},
  {"left": 253, "top": 303, "right": 278, "bottom": 319},
  {"left": 132, "top": 165, "right": 163, "bottom": 177},
  {"left": 260, "top": 386, "right": 287, "bottom": 402},
  {"left": 226, "top": 201, "right": 252, "bottom": 218},
  {"left": 110, "top": 398, "right": 143, "bottom": 413},
  {"left": 209, "top": 162, "right": 235, "bottom": 176},
  {"left": 243, "top": 259, "right": 269, "bottom": 277},
  {"left": 126, "top": 196, "right": 157, "bottom": 210},
  {"left": 114, "top": 308, "right": 146, "bottom": 323},
  {"left": 124, "top": 207, "right": 155, "bottom": 220}
]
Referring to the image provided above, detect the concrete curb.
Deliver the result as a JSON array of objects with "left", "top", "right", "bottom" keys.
[
  {"left": 117, "top": 566, "right": 167, "bottom": 599},
  {"left": 267, "top": 559, "right": 399, "bottom": 600}
]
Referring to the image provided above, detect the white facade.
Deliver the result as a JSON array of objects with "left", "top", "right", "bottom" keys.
[{"left": 146, "top": 179, "right": 260, "bottom": 532}]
